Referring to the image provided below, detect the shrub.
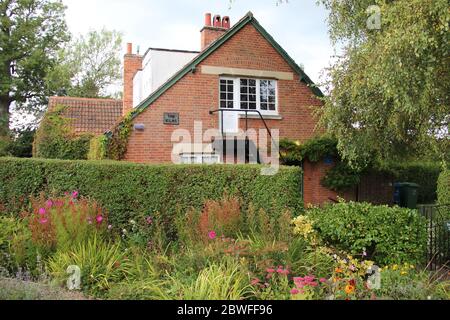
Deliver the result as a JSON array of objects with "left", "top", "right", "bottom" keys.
[
  {"left": 33, "top": 105, "right": 92, "bottom": 160},
  {"left": 0, "top": 158, "right": 303, "bottom": 233},
  {"left": 437, "top": 168, "right": 449, "bottom": 205},
  {"left": 0, "top": 216, "right": 42, "bottom": 276},
  {"left": 25, "top": 193, "right": 108, "bottom": 254},
  {"left": 307, "top": 201, "right": 427, "bottom": 265},
  {"left": 170, "top": 258, "right": 254, "bottom": 300},
  {"left": 375, "top": 264, "right": 450, "bottom": 300},
  {"left": 47, "top": 236, "right": 131, "bottom": 297},
  {"left": 87, "top": 135, "right": 108, "bottom": 160}
]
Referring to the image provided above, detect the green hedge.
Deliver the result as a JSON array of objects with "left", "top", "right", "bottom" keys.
[
  {"left": 437, "top": 168, "right": 449, "bottom": 205},
  {"left": 308, "top": 201, "right": 427, "bottom": 265},
  {"left": 0, "top": 157, "right": 303, "bottom": 228}
]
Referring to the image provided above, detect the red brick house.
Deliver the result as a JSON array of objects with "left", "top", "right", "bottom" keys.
[{"left": 46, "top": 12, "right": 354, "bottom": 205}]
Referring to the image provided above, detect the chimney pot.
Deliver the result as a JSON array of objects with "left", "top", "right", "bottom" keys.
[
  {"left": 127, "top": 43, "right": 132, "bottom": 55},
  {"left": 222, "top": 16, "right": 230, "bottom": 29},
  {"left": 204, "top": 13, "right": 212, "bottom": 27},
  {"left": 213, "top": 15, "right": 222, "bottom": 28}
]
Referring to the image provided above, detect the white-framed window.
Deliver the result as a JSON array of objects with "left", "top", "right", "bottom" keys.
[
  {"left": 219, "top": 77, "right": 278, "bottom": 114},
  {"left": 180, "top": 153, "right": 220, "bottom": 165}
]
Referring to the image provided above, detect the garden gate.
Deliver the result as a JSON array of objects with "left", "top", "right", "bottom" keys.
[{"left": 418, "top": 204, "right": 450, "bottom": 271}]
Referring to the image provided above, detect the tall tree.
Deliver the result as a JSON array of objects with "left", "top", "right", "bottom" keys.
[
  {"left": 0, "top": 0, "right": 69, "bottom": 136},
  {"left": 318, "top": 0, "right": 449, "bottom": 168},
  {"left": 46, "top": 29, "right": 123, "bottom": 99}
]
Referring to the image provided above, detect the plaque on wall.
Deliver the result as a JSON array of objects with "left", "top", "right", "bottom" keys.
[{"left": 163, "top": 113, "right": 179, "bottom": 125}]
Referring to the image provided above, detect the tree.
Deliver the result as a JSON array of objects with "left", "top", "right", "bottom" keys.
[
  {"left": 318, "top": 0, "right": 449, "bottom": 169},
  {"left": 0, "top": 0, "right": 69, "bottom": 136},
  {"left": 46, "top": 29, "right": 123, "bottom": 98}
]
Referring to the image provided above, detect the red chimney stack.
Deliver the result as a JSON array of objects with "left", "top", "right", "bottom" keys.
[
  {"left": 123, "top": 42, "right": 143, "bottom": 115},
  {"left": 200, "top": 13, "right": 231, "bottom": 51}
]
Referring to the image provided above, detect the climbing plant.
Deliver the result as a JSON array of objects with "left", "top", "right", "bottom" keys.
[
  {"left": 33, "top": 105, "right": 92, "bottom": 160},
  {"left": 104, "top": 113, "right": 133, "bottom": 161}
]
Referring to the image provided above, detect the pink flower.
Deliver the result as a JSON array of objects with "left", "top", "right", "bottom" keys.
[
  {"left": 320, "top": 278, "right": 327, "bottom": 283},
  {"left": 45, "top": 200, "right": 53, "bottom": 208},
  {"left": 266, "top": 268, "right": 276, "bottom": 274},
  {"left": 39, "top": 218, "right": 48, "bottom": 224},
  {"left": 87, "top": 217, "right": 93, "bottom": 225},
  {"left": 38, "top": 208, "right": 46, "bottom": 215},
  {"left": 108, "top": 224, "right": 113, "bottom": 230},
  {"left": 146, "top": 216, "right": 153, "bottom": 225},
  {"left": 276, "top": 268, "right": 284, "bottom": 274},
  {"left": 293, "top": 277, "right": 304, "bottom": 283},
  {"left": 290, "top": 288, "right": 300, "bottom": 295},
  {"left": 208, "top": 231, "right": 216, "bottom": 240},
  {"left": 96, "top": 215, "right": 104, "bottom": 224},
  {"left": 71, "top": 191, "right": 79, "bottom": 199},
  {"left": 251, "top": 278, "right": 260, "bottom": 285}
]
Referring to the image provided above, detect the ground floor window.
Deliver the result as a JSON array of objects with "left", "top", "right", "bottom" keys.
[{"left": 180, "top": 153, "right": 220, "bottom": 164}]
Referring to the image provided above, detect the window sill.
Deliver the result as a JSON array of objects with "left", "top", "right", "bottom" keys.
[{"left": 238, "top": 113, "right": 283, "bottom": 120}]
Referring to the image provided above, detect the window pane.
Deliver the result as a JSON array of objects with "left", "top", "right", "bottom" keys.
[
  {"left": 249, "top": 79, "right": 256, "bottom": 86},
  {"left": 227, "top": 101, "right": 233, "bottom": 108},
  {"left": 268, "top": 104, "right": 275, "bottom": 111},
  {"left": 240, "top": 79, "right": 247, "bottom": 86},
  {"left": 228, "top": 93, "right": 233, "bottom": 100},
  {"left": 261, "top": 103, "right": 267, "bottom": 110},
  {"left": 220, "top": 101, "right": 226, "bottom": 108},
  {"left": 240, "top": 102, "right": 248, "bottom": 109},
  {"left": 249, "top": 102, "right": 256, "bottom": 109}
]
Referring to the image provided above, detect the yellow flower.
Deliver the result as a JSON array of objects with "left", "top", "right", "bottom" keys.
[
  {"left": 401, "top": 271, "right": 408, "bottom": 276},
  {"left": 345, "top": 285, "right": 355, "bottom": 295},
  {"left": 392, "top": 264, "right": 398, "bottom": 271}
]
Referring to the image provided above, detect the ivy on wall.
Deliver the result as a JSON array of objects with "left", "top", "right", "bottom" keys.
[
  {"left": 33, "top": 105, "right": 92, "bottom": 160},
  {"left": 280, "top": 136, "right": 360, "bottom": 191},
  {"left": 103, "top": 113, "right": 133, "bottom": 161}
]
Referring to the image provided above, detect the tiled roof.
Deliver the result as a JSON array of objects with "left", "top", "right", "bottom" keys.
[{"left": 48, "top": 96, "right": 123, "bottom": 135}]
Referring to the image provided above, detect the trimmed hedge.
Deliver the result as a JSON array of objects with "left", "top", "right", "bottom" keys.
[
  {"left": 308, "top": 201, "right": 427, "bottom": 265},
  {"left": 0, "top": 158, "right": 303, "bottom": 229},
  {"left": 437, "top": 168, "right": 449, "bottom": 205}
]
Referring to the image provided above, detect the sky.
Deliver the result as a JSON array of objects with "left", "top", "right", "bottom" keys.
[{"left": 62, "top": 0, "right": 334, "bottom": 84}]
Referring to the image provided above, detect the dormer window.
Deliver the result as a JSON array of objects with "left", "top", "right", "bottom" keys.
[{"left": 219, "top": 77, "right": 278, "bottom": 114}]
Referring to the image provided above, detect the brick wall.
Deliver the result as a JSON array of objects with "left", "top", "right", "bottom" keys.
[
  {"left": 123, "top": 44, "right": 143, "bottom": 115},
  {"left": 201, "top": 27, "right": 227, "bottom": 50},
  {"left": 124, "top": 23, "right": 344, "bottom": 205}
]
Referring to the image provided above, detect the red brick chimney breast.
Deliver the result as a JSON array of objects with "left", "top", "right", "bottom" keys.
[
  {"left": 123, "top": 43, "right": 143, "bottom": 115},
  {"left": 200, "top": 13, "right": 230, "bottom": 51}
]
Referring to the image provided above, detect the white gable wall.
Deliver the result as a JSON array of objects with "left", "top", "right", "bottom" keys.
[{"left": 133, "top": 49, "right": 198, "bottom": 107}]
